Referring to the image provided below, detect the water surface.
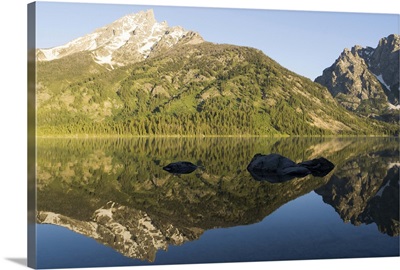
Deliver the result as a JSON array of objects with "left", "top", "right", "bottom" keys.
[{"left": 36, "top": 137, "right": 399, "bottom": 268}]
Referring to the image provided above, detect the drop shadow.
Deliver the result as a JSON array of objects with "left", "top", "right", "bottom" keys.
[{"left": 5, "top": 258, "right": 27, "bottom": 267}]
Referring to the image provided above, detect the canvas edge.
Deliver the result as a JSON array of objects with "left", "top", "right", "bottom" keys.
[{"left": 27, "top": 2, "right": 37, "bottom": 269}]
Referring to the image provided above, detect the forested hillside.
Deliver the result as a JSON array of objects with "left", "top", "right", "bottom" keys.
[{"left": 37, "top": 42, "right": 395, "bottom": 136}]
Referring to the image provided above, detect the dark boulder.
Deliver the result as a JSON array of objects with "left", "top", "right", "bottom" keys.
[
  {"left": 247, "top": 153, "right": 334, "bottom": 183},
  {"left": 163, "top": 161, "right": 198, "bottom": 174},
  {"left": 247, "top": 154, "right": 311, "bottom": 183}
]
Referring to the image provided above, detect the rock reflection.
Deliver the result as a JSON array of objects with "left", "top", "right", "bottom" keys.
[{"left": 163, "top": 161, "right": 199, "bottom": 174}]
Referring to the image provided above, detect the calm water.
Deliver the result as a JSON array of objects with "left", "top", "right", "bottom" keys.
[{"left": 35, "top": 137, "right": 399, "bottom": 269}]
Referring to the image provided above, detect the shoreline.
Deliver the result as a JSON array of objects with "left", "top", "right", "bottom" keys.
[{"left": 36, "top": 134, "right": 397, "bottom": 139}]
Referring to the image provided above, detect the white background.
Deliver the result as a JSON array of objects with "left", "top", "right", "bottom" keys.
[{"left": 0, "top": 0, "right": 399, "bottom": 269}]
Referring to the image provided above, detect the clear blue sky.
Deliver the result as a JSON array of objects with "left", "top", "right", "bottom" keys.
[{"left": 35, "top": 1, "right": 399, "bottom": 80}]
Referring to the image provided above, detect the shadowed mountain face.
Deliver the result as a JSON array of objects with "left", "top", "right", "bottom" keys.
[{"left": 36, "top": 137, "right": 399, "bottom": 261}]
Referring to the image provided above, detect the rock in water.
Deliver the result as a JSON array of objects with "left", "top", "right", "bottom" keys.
[
  {"left": 246, "top": 154, "right": 311, "bottom": 183},
  {"left": 246, "top": 153, "right": 335, "bottom": 183},
  {"left": 298, "top": 157, "right": 335, "bottom": 177},
  {"left": 163, "top": 161, "right": 198, "bottom": 174}
]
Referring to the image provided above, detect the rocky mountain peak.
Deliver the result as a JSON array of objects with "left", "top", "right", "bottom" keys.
[
  {"left": 368, "top": 34, "right": 399, "bottom": 90},
  {"left": 315, "top": 34, "right": 399, "bottom": 122},
  {"left": 125, "top": 9, "right": 156, "bottom": 22},
  {"left": 378, "top": 34, "right": 399, "bottom": 51},
  {"left": 102, "top": 9, "right": 158, "bottom": 37},
  {"left": 336, "top": 46, "right": 369, "bottom": 69},
  {"left": 316, "top": 46, "right": 376, "bottom": 104},
  {"left": 36, "top": 9, "right": 203, "bottom": 68},
  {"left": 351, "top": 45, "right": 363, "bottom": 54}
]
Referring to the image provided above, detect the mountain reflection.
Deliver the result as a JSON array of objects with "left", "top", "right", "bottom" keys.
[
  {"left": 315, "top": 149, "right": 399, "bottom": 236},
  {"left": 36, "top": 137, "right": 399, "bottom": 261}
]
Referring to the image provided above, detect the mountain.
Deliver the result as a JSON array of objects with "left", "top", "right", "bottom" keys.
[
  {"left": 36, "top": 9, "right": 203, "bottom": 69},
  {"left": 36, "top": 11, "right": 396, "bottom": 136},
  {"left": 315, "top": 34, "right": 399, "bottom": 122}
]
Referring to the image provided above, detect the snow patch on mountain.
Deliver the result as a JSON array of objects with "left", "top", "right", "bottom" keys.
[
  {"left": 39, "top": 32, "right": 100, "bottom": 61},
  {"left": 40, "top": 49, "right": 59, "bottom": 61},
  {"left": 374, "top": 73, "right": 391, "bottom": 90},
  {"left": 372, "top": 73, "right": 400, "bottom": 109},
  {"left": 388, "top": 103, "right": 400, "bottom": 110},
  {"left": 137, "top": 22, "right": 167, "bottom": 56},
  {"left": 94, "top": 54, "right": 114, "bottom": 68},
  {"left": 107, "top": 30, "right": 131, "bottom": 50}
]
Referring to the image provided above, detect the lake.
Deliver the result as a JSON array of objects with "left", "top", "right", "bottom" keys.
[{"left": 35, "top": 137, "right": 399, "bottom": 268}]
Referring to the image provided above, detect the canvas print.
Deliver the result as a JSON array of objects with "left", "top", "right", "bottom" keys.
[{"left": 28, "top": 1, "right": 399, "bottom": 269}]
